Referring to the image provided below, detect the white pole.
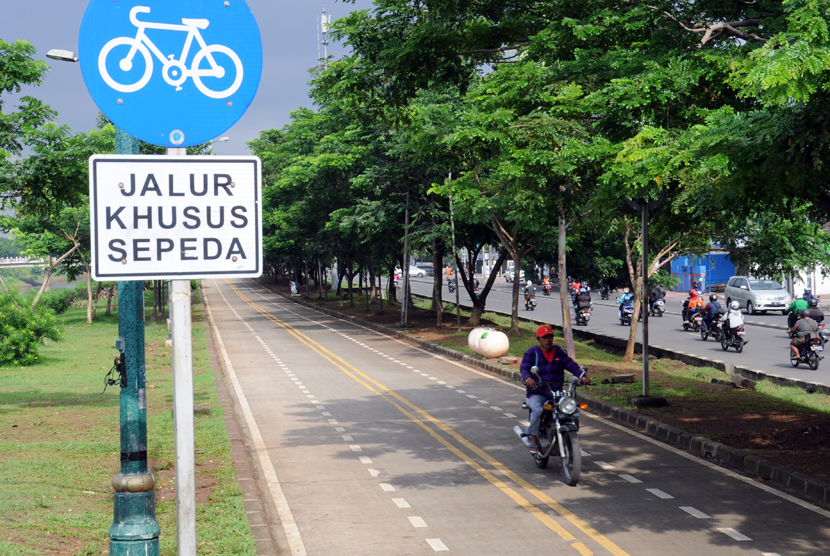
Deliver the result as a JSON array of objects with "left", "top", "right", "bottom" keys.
[{"left": 168, "top": 147, "right": 197, "bottom": 554}]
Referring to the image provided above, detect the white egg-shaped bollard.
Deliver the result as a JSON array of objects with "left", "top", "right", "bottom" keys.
[
  {"left": 468, "top": 327, "right": 487, "bottom": 352},
  {"left": 477, "top": 329, "right": 510, "bottom": 358}
]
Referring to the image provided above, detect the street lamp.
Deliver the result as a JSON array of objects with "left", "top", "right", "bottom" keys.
[
  {"left": 46, "top": 47, "right": 160, "bottom": 556},
  {"left": 209, "top": 136, "right": 229, "bottom": 153}
]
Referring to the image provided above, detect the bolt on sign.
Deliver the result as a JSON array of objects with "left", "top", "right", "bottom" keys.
[{"left": 89, "top": 155, "right": 262, "bottom": 280}]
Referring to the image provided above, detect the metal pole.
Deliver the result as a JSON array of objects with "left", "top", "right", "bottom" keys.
[
  {"left": 167, "top": 147, "right": 197, "bottom": 554},
  {"left": 449, "top": 174, "right": 461, "bottom": 332},
  {"left": 401, "top": 189, "right": 411, "bottom": 325},
  {"left": 558, "top": 210, "right": 575, "bottom": 358},
  {"left": 642, "top": 204, "right": 650, "bottom": 397},
  {"left": 110, "top": 128, "right": 160, "bottom": 556}
]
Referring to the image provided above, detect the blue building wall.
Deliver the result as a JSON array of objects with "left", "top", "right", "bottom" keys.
[{"left": 670, "top": 253, "right": 736, "bottom": 292}]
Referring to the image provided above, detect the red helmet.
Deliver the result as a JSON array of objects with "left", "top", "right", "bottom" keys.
[{"left": 689, "top": 289, "right": 697, "bottom": 297}]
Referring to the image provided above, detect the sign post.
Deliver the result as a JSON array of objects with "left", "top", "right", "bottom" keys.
[{"left": 78, "top": 0, "right": 263, "bottom": 552}]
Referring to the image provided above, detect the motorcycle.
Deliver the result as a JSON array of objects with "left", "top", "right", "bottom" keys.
[
  {"left": 543, "top": 282, "right": 552, "bottom": 296},
  {"left": 650, "top": 297, "right": 665, "bottom": 317},
  {"left": 575, "top": 306, "right": 591, "bottom": 326},
  {"left": 525, "top": 295, "right": 537, "bottom": 311},
  {"left": 700, "top": 312, "right": 725, "bottom": 342},
  {"left": 682, "top": 305, "right": 703, "bottom": 332},
  {"left": 599, "top": 286, "right": 610, "bottom": 300},
  {"left": 791, "top": 337, "right": 823, "bottom": 370},
  {"left": 447, "top": 279, "right": 456, "bottom": 294},
  {"left": 513, "top": 373, "right": 586, "bottom": 486},
  {"left": 720, "top": 323, "right": 747, "bottom": 352},
  {"left": 617, "top": 297, "right": 634, "bottom": 326}
]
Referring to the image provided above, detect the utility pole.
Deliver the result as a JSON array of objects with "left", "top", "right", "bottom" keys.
[
  {"left": 109, "top": 128, "right": 160, "bottom": 556},
  {"left": 641, "top": 203, "right": 650, "bottom": 396},
  {"left": 449, "top": 173, "right": 461, "bottom": 332},
  {"left": 401, "top": 189, "right": 411, "bottom": 325}
]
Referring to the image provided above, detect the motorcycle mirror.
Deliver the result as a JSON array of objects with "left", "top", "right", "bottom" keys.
[{"left": 530, "top": 366, "right": 539, "bottom": 375}]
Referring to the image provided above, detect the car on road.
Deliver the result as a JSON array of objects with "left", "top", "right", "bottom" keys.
[
  {"left": 415, "top": 263, "right": 434, "bottom": 276},
  {"left": 504, "top": 269, "right": 525, "bottom": 282},
  {"left": 724, "top": 276, "right": 791, "bottom": 315},
  {"left": 395, "top": 265, "right": 426, "bottom": 278}
]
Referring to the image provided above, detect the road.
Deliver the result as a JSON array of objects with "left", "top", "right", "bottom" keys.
[
  {"left": 205, "top": 277, "right": 830, "bottom": 556},
  {"left": 408, "top": 277, "right": 830, "bottom": 389}
]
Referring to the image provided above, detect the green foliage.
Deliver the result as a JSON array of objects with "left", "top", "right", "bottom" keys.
[
  {"left": 33, "top": 289, "right": 74, "bottom": 315},
  {"left": 0, "top": 236, "right": 20, "bottom": 257},
  {"left": 0, "top": 290, "right": 62, "bottom": 365}
]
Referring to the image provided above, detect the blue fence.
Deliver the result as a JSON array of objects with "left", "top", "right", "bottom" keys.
[{"left": 670, "top": 253, "right": 736, "bottom": 292}]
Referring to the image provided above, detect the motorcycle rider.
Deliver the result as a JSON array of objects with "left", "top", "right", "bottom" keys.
[
  {"left": 682, "top": 289, "right": 704, "bottom": 324},
  {"left": 524, "top": 280, "right": 536, "bottom": 305},
  {"left": 542, "top": 275, "right": 552, "bottom": 295},
  {"left": 807, "top": 298, "right": 824, "bottom": 323},
  {"left": 789, "top": 309, "right": 819, "bottom": 361},
  {"left": 618, "top": 287, "right": 634, "bottom": 320},
  {"left": 575, "top": 287, "right": 592, "bottom": 318},
  {"left": 803, "top": 287, "right": 819, "bottom": 306},
  {"left": 520, "top": 325, "right": 589, "bottom": 454},
  {"left": 701, "top": 294, "right": 722, "bottom": 330},
  {"left": 786, "top": 295, "right": 810, "bottom": 329},
  {"left": 723, "top": 300, "right": 745, "bottom": 337}
]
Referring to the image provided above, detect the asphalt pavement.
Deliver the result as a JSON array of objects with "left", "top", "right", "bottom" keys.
[
  {"left": 204, "top": 277, "right": 830, "bottom": 556},
  {"left": 408, "top": 276, "right": 830, "bottom": 390}
]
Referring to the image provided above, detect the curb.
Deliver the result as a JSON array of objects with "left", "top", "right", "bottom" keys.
[{"left": 263, "top": 284, "right": 830, "bottom": 507}]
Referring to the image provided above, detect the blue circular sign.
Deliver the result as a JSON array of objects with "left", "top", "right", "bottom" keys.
[{"left": 79, "top": 0, "right": 262, "bottom": 147}]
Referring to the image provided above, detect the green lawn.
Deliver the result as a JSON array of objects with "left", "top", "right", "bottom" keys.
[{"left": 0, "top": 288, "right": 254, "bottom": 555}]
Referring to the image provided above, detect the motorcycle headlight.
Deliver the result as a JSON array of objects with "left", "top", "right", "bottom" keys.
[{"left": 557, "top": 397, "right": 578, "bottom": 414}]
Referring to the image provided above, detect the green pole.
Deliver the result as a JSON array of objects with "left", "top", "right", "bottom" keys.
[{"left": 109, "top": 128, "right": 160, "bottom": 555}]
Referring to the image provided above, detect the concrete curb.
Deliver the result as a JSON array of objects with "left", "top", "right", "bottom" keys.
[{"left": 264, "top": 285, "right": 830, "bottom": 507}]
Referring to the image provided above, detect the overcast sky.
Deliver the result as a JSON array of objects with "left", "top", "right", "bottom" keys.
[{"left": 1, "top": 0, "right": 373, "bottom": 156}]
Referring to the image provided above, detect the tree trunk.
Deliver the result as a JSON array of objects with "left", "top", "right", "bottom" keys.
[
  {"left": 106, "top": 282, "right": 115, "bottom": 316},
  {"left": 92, "top": 276, "right": 103, "bottom": 320},
  {"left": 305, "top": 259, "right": 310, "bottom": 296},
  {"left": 32, "top": 239, "right": 81, "bottom": 309},
  {"left": 368, "top": 255, "right": 376, "bottom": 305}
]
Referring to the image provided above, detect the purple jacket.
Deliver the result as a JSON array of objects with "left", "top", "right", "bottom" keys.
[{"left": 519, "top": 345, "right": 585, "bottom": 398}]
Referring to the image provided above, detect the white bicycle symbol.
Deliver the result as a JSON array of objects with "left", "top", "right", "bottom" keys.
[{"left": 98, "top": 6, "right": 243, "bottom": 99}]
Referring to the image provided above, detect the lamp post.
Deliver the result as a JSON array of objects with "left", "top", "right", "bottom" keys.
[{"left": 47, "top": 49, "right": 160, "bottom": 556}]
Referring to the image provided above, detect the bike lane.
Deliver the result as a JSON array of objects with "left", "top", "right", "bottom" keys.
[{"left": 207, "top": 278, "right": 830, "bottom": 556}]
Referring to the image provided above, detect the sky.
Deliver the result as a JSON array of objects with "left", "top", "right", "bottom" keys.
[{"left": 0, "top": 0, "right": 373, "bottom": 156}]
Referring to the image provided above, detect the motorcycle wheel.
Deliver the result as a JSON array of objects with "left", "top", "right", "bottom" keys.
[
  {"left": 560, "top": 431, "right": 581, "bottom": 486},
  {"left": 721, "top": 338, "right": 729, "bottom": 351},
  {"left": 700, "top": 329, "right": 708, "bottom": 341},
  {"left": 735, "top": 338, "right": 744, "bottom": 354},
  {"left": 809, "top": 351, "right": 820, "bottom": 370},
  {"left": 791, "top": 356, "right": 800, "bottom": 368},
  {"left": 682, "top": 323, "right": 689, "bottom": 331},
  {"left": 534, "top": 426, "right": 551, "bottom": 469}
]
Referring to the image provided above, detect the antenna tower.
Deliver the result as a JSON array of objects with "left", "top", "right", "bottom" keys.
[{"left": 317, "top": 6, "right": 331, "bottom": 69}]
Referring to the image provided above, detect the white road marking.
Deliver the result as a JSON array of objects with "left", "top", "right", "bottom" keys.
[
  {"left": 359, "top": 456, "right": 373, "bottom": 464},
  {"left": 350, "top": 445, "right": 362, "bottom": 452},
  {"left": 335, "top": 427, "right": 346, "bottom": 432},
  {"left": 762, "top": 553, "right": 782, "bottom": 556},
  {"left": 328, "top": 419, "right": 338, "bottom": 424},
  {"left": 619, "top": 474, "right": 642, "bottom": 484},
  {"left": 368, "top": 469, "right": 381, "bottom": 477},
  {"left": 445, "top": 385, "right": 455, "bottom": 389},
  {"left": 456, "top": 390, "right": 466, "bottom": 393},
  {"left": 301, "top": 390, "right": 310, "bottom": 394},
  {"left": 503, "top": 413, "right": 517, "bottom": 418},
  {"left": 426, "top": 539, "right": 449, "bottom": 552},
  {"left": 392, "top": 498, "right": 410, "bottom": 508},
  {"left": 321, "top": 412, "right": 331, "bottom": 416},
  {"left": 380, "top": 483, "right": 396, "bottom": 492},
  {"left": 595, "top": 461, "right": 615, "bottom": 470},
  {"left": 206, "top": 284, "right": 307, "bottom": 556},
  {"left": 717, "top": 528, "right": 751, "bottom": 541},
  {"left": 491, "top": 406, "right": 503, "bottom": 411},
  {"left": 408, "top": 516, "right": 428, "bottom": 528},
  {"left": 646, "top": 488, "right": 674, "bottom": 500},
  {"left": 429, "top": 377, "right": 438, "bottom": 381},
  {"left": 342, "top": 435, "right": 354, "bottom": 441},
  {"left": 310, "top": 399, "right": 321, "bottom": 404},
  {"left": 315, "top": 405, "right": 325, "bottom": 410},
  {"left": 580, "top": 450, "right": 590, "bottom": 457},
  {"left": 679, "top": 506, "right": 710, "bottom": 519},
  {"left": 406, "top": 365, "right": 413, "bottom": 369},
  {"left": 467, "top": 394, "right": 477, "bottom": 399},
  {"left": 437, "top": 381, "right": 446, "bottom": 385}
]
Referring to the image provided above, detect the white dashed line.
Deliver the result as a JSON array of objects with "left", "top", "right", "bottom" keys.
[
  {"left": 717, "top": 528, "right": 751, "bottom": 541},
  {"left": 368, "top": 469, "right": 381, "bottom": 477},
  {"left": 392, "top": 498, "right": 410, "bottom": 508},
  {"left": 646, "top": 488, "right": 674, "bottom": 500},
  {"left": 328, "top": 419, "right": 338, "bottom": 424},
  {"left": 679, "top": 506, "right": 710, "bottom": 519},
  {"left": 408, "top": 516, "right": 427, "bottom": 528},
  {"left": 349, "top": 445, "right": 362, "bottom": 452},
  {"left": 619, "top": 474, "right": 642, "bottom": 484},
  {"left": 580, "top": 450, "right": 590, "bottom": 457},
  {"left": 380, "top": 483, "right": 396, "bottom": 492},
  {"left": 466, "top": 395, "right": 477, "bottom": 399},
  {"left": 306, "top": 394, "right": 315, "bottom": 398},
  {"left": 503, "top": 413, "right": 517, "bottom": 418},
  {"left": 359, "top": 456, "right": 373, "bottom": 464},
  {"left": 477, "top": 400, "right": 488, "bottom": 404},
  {"left": 491, "top": 406, "right": 502, "bottom": 411},
  {"left": 342, "top": 435, "right": 354, "bottom": 441},
  {"left": 316, "top": 405, "right": 325, "bottom": 410},
  {"left": 456, "top": 390, "right": 466, "bottom": 393},
  {"left": 426, "top": 539, "right": 449, "bottom": 552},
  {"left": 310, "top": 400, "right": 320, "bottom": 404},
  {"left": 595, "top": 461, "right": 615, "bottom": 470},
  {"left": 335, "top": 427, "right": 346, "bottom": 432},
  {"left": 445, "top": 385, "right": 455, "bottom": 389},
  {"left": 429, "top": 377, "right": 438, "bottom": 381},
  {"left": 437, "top": 381, "right": 446, "bottom": 385},
  {"left": 762, "top": 553, "right": 782, "bottom": 556},
  {"left": 321, "top": 412, "right": 331, "bottom": 416}
]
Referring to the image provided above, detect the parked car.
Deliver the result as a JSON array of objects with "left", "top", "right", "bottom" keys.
[
  {"left": 415, "top": 264, "right": 434, "bottom": 276},
  {"left": 504, "top": 269, "right": 525, "bottom": 283},
  {"left": 724, "top": 276, "right": 791, "bottom": 315},
  {"left": 394, "top": 265, "right": 426, "bottom": 278}
]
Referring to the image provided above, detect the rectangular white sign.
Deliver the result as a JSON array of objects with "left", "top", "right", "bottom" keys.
[{"left": 89, "top": 155, "right": 262, "bottom": 280}]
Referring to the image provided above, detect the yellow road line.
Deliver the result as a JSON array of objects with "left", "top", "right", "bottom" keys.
[{"left": 228, "top": 282, "right": 631, "bottom": 556}]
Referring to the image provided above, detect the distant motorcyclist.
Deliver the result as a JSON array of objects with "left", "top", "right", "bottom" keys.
[
  {"left": 575, "top": 287, "right": 592, "bottom": 318},
  {"left": 702, "top": 294, "right": 722, "bottom": 330},
  {"left": 524, "top": 280, "right": 536, "bottom": 304},
  {"left": 682, "top": 289, "right": 703, "bottom": 324},
  {"left": 618, "top": 287, "right": 634, "bottom": 319},
  {"left": 806, "top": 298, "right": 824, "bottom": 324},
  {"left": 723, "top": 300, "right": 744, "bottom": 333},
  {"left": 803, "top": 287, "right": 819, "bottom": 306},
  {"left": 789, "top": 309, "right": 819, "bottom": 360},
  {"left": 786, "top": 295, "right": 809, "bottom": 328}
]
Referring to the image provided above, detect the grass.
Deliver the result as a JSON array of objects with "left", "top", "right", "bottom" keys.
[{"left": 0, "top": 288, "right": 254, "bottom": 556}]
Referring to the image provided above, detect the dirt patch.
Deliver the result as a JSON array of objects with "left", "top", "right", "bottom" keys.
[
  {"left": 152, "top": 457, "right": 222, "bottom": 505},
  {"left": 283, "top": 282, "right": 830, "bottom": 483}
]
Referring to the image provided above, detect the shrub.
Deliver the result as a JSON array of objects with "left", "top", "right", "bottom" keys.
[
  {"left": 0, "top": 291, "right": 62, "bottom": 365},
  {"left": 37, "top": 289, "right": 74, "bottom": 315}
]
